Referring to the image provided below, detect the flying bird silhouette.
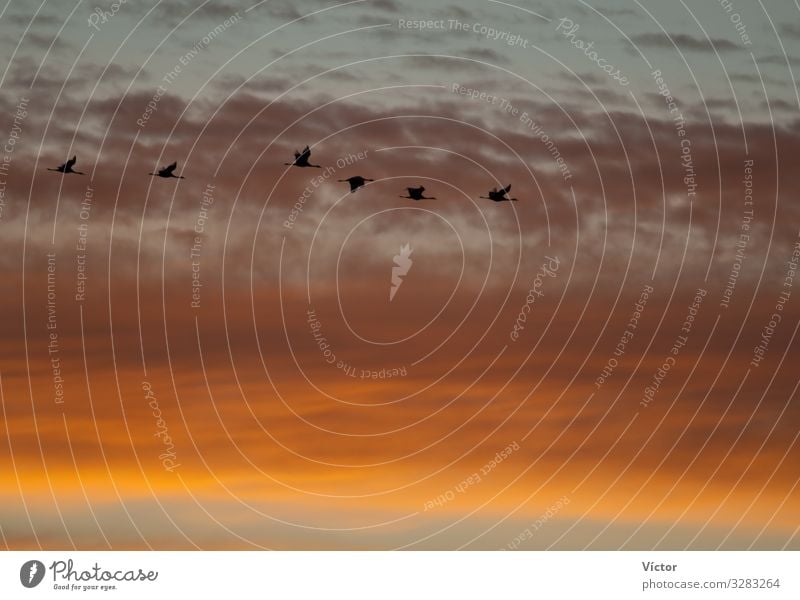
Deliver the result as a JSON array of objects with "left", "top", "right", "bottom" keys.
[
  {"left": 285, "top": 146, "right": 321, "bottom": 168},
  {"left": 480, "top": 184, "right": 517, "bottom": 202},
  {"left": 48, "top": 156, "right": 84, "bottom": 175},
  {"left": 400, "top": 186, "right": 435, "bottom": 200},
  {"left": 149, "top": 162, "right": 185, "bottom": 179},
  {"left": 338, "top": 176, "right": 373, "bottom": 193}
]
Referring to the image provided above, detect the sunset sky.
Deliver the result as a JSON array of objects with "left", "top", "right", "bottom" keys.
[{"left": 1, "top": 0, "right": 799, "bottom": 550}]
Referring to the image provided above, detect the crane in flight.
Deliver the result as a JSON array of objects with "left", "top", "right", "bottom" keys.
[
  {"left": 338, "top": 176, "right": 373, "bottom": 193},
  {"left": 48, "top": 156, "right": 84, "bottom": 175},
  {"left": 149, "top": 162, "right": 185, "bottom": 179},
  {"left": 400, "top": 186, "right": 435, "bottom": 201},
  {"left": 285, "top": 146, "right": 322, "bottom": 168},
  {"left": 480, "top": 184, "right": 517, "bottom": 202}
]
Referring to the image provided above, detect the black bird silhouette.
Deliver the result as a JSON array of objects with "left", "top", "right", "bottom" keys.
[
  {"left": 149, "top": 162, "right": 185, "bottom": 179},
  {"left": 480, "top": 184, "right": 517, "bottom": 202},
  {"left": 338, "top": 176, "right": 373, "bottom": 193},
  {"left": 285, "top": 146, "right": 321, "bottom": 168},
  {"left": 48, "top": 155, "right": 84, "bottom": 175},
  {"left": 400, "top": 186, "right": 435, "bottom": 200}
]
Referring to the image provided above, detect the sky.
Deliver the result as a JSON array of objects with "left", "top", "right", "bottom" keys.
[{"left": 0, "top": 0, "right": 799, "bottom": 550}]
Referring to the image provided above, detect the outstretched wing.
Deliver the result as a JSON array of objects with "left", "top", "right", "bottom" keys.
[
  {"left": 300, "top": 146, "right": 311, "bottom": 160},
  {"left": 67, "top": 156, "right": 77, "bottom": 169},
  {"left": 162, "top": 161, "right": 177, "bottom": 175},
  {"left": 502, "top": 184, "right": 512, "bottom": 194}
]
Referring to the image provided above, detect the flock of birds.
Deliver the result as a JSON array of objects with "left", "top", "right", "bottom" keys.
[{"left": 49, "top": 146, "right": 519, "bottom": 202}]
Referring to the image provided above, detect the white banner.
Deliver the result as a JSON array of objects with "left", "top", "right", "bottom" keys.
[{"left": 0, "top": 551, "right": 797, "bottom": 599}]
